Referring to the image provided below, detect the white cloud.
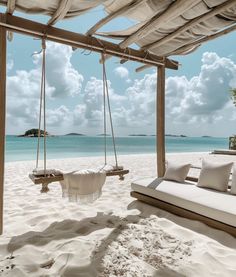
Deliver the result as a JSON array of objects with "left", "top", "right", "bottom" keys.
[
  {"left": 83, "top": 77, "right": 104, "bottom": 125},
  {"left": 114, "top": 66, "right": 129, "bottom": 79},
  {"left": 7, "top": 97, "right": 38, "bottom": 126},
  {"left": 113, "top": 52, "right": 236, "bottom": 135},
  {"left": 73, "top": 105, "right": 86, "bottom": 126},
  {"left": 166, "top": 52, "right": 236, "bottom": 124},
  {"left": 125, "top": 73, "right": 156, "bottom": 127},
  {"left": 81, "top": 76, "right": 126, "bottom": 128},
  {"left": 7, "top": 68, "right": 55, "bottom": 99},
  {"left": 6, "top": 50, "right": 236, "bottom": 136},
  {"left": 33, "top": 42, "right": 84, "bottom": 98},
  {"left": 6, "top": 42, "right": 84, "bottom": 134},
  {"left": 7, "top": 59, "right": 14, "bottom": 72},
  {"left": 47, "top": 105, "right": 71, "bottom": 126}
]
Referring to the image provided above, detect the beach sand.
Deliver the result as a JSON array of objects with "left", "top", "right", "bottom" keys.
[{"left": 0, "top": 152, "right": 236, "bottom": 276}]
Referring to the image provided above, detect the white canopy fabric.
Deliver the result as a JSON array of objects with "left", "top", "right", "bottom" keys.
[
  {"left": 0, "top": 0, "right": 104, "bottom": 17},
  {"left": 102, "top": 0, "right": 236, "bottom": 56},
  {"left": 0, "top": 0, "right": 235, "bottom": 56}
]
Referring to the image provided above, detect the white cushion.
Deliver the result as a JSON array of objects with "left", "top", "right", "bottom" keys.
[
  {"left": 197, "top": 160, "right": 233, "bottom": 192},
  {"left": 230, "top": 167, "right": 236, "bottom": 195},
  {"left": 131, "top": 177, "right": 236, "bottom": 227},
  {"left": 33, "top": 168, "right": 62, "bottom": 176},
  {"left": 163, "top": 161, "right": 191, "bottom": 182}
]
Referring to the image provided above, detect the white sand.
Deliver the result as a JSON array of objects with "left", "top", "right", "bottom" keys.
[{"left": 0, "top": 152, "right": 236, "bottom": 276}]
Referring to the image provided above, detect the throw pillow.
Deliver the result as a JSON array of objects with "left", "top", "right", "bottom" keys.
[
  {"left": 197, "top": 160, "right": 233, "bottom": 192},
  {"left": 163, "top": 161, "right": 191, "bottom": 183}
]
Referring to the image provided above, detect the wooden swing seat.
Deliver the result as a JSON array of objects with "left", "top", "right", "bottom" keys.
[
  {"left": 29, "top": 168, "right": 129, "bottom": 185},
  {"left": 29, "top": 173, "right": 64, "bottom": 185},
  {"left": 106, "top": 169, "right": 129, "bottom": 180}
]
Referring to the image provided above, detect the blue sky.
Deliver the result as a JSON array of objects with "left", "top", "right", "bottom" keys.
[{"left": 3, "top": 7, "right": 236, "bottom": 137}]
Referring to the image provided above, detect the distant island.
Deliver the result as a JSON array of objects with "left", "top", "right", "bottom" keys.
[
  {"left": 129, "top": 134, "right": 148, "bottom": 136},
  {"left": 127, "top": 134, "right": 188, "bottom": 137},
  {"left": 166, "top": 134, "right": 187, "bottom": 137},
  {"left": 18, "top": 129, "right": 52, "bottom": 137},
  {"left": 65, "top": 133, "right": 85, "bottom": 136},
  {"left": 201, "top": 135, "right": 212, "bottom": 138}
]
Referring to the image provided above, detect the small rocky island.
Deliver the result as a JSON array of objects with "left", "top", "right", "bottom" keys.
[
  {"left": 166, "top": 134, "right": 187, "bottom": 137},
  {"left": 129, "top": 134, "right": 148, "bottom": 136},
  {"left": 18, "top": 129, "right": 51, "bottom": 137},
  {"left": 65, "top": 133, "right": 85, "bottom": 136}
]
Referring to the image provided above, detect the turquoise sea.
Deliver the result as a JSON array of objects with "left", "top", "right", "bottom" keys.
[{"left": 5, "top": 135, "right": 229, "bottom": 162}]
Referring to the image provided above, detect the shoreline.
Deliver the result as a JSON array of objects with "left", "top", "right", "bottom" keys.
[
  {"left": 5, "top": 151, "right": 211, "bottom": 164},
  {"left": 5, "top": 151, "right": 213, "bottom": 163}
]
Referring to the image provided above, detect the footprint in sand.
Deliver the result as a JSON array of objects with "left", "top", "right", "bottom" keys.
[{"left": 0, "top": 255, "right": 16, "bottom": 275}]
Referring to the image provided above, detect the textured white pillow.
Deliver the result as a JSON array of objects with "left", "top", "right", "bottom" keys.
[
  {"left": 230, "top": 167, "right": 236, "bottom": 195},
  {"left": 197, "top": 160, "right": 233, "bottom": 192},
  {"left": 163, "top": 161, "right": 191, "bottom": 183}
]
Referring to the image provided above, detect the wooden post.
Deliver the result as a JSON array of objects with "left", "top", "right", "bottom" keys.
[
  {"left": 0, "top": 15, "right": 6, "bottom": 235},
  {"left": 156, "top": 66, "right": 165, "bottom": 177}
]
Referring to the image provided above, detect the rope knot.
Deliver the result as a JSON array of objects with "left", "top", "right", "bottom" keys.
[{"left": 42, "top": 39, "right": 46, "bottom": 50}]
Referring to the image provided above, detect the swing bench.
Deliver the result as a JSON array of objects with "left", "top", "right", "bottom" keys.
[
  {"left": 29, "top": 168, "right": 129, "bottom": 192},
  {"left": 29, "top": 40, "right": 129, "bottom": 192},
  {"left": 29, "top": 166, "right": 129, "bottom": 185}
]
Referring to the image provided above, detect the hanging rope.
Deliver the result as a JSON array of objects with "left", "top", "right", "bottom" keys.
[
  {"left": 102, "top": 53, "right": 107, "bottom": 165},
  {"left": 35, "top": 39, "right": 47, "bottom": 176},
  {"left": 101, "top": 53, "right": 118, "bottom": 168}
]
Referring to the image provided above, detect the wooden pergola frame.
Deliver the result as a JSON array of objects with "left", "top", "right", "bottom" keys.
[{"left": 0, "top": 13, "right": 174, "bottom": 234}]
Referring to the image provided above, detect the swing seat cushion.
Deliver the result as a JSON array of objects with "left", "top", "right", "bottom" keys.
[{"left": 32, "top": 168, "right": 62, "bottom": 176}]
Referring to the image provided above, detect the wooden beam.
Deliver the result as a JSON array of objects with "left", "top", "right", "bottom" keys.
[
  {"left": 168, "top": 23, "right": 236, "bottom": 56},
  {"left": 0, "top": 13, "right": 179, "bottom": 70},
  {"left": 135, "top": 64, "right": 152, "bottom": 73},
  {"left": 6, "top": 0, "right": 16, "bottom": 14},
  {"left": 86, "top": 0, "right": 144, "bottom": 36},
  {"left": 157, "top": 66, "right": 165, "bottom": 177},
  {"left": 47, "top": 0, "right": 72, "bottom": 25},
  {"left": 119, "top": 0, "right": 201, "bottom": 49},
  {"left": 0, "top": 14, "right": 6, "bottom": 235},
  {"left": 143, "top": 0, "right": 236, "bottom": 51}
]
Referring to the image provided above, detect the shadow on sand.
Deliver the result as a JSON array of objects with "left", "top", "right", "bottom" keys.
[
  {"left": 8, "top": 212, "right": 123, "bottom": 252},
  {"left": 7, "top": 199, "right": 235, "bottom": 276}
]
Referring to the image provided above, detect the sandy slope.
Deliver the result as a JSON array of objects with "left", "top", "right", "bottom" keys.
[{"left": 0, "top": 153, "right": 236, "bottom": 276}]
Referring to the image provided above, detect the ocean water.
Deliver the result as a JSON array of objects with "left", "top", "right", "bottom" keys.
[{"left": 5, "top": 135, "right": 229, "bottom": 162}]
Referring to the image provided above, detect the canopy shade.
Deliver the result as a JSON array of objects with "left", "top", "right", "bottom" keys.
[{"left": 0, "top": 0, "right": 235, "bottom": 57}]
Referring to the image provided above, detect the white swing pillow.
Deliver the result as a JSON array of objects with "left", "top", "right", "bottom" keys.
[
  {"left": 197, "top": 160, "right": 233, "bottom": 192},
  {"left": 33, "top": 168, "right": 62, "bottom": 176},
  {"left": 163, "top": 161, "right": 191, "bottom": 183}
]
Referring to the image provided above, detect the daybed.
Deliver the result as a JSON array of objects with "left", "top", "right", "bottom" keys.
[
  {"left": 131, "top": 177, "right": 236, "bottom": 237},
  {"left": 211, "top": 149, "right": 236, "bottom": 155}
]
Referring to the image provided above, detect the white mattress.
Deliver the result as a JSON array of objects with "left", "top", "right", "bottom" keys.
[{"left": 131, "top": 178, "right": 236, "bottom": 227}]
